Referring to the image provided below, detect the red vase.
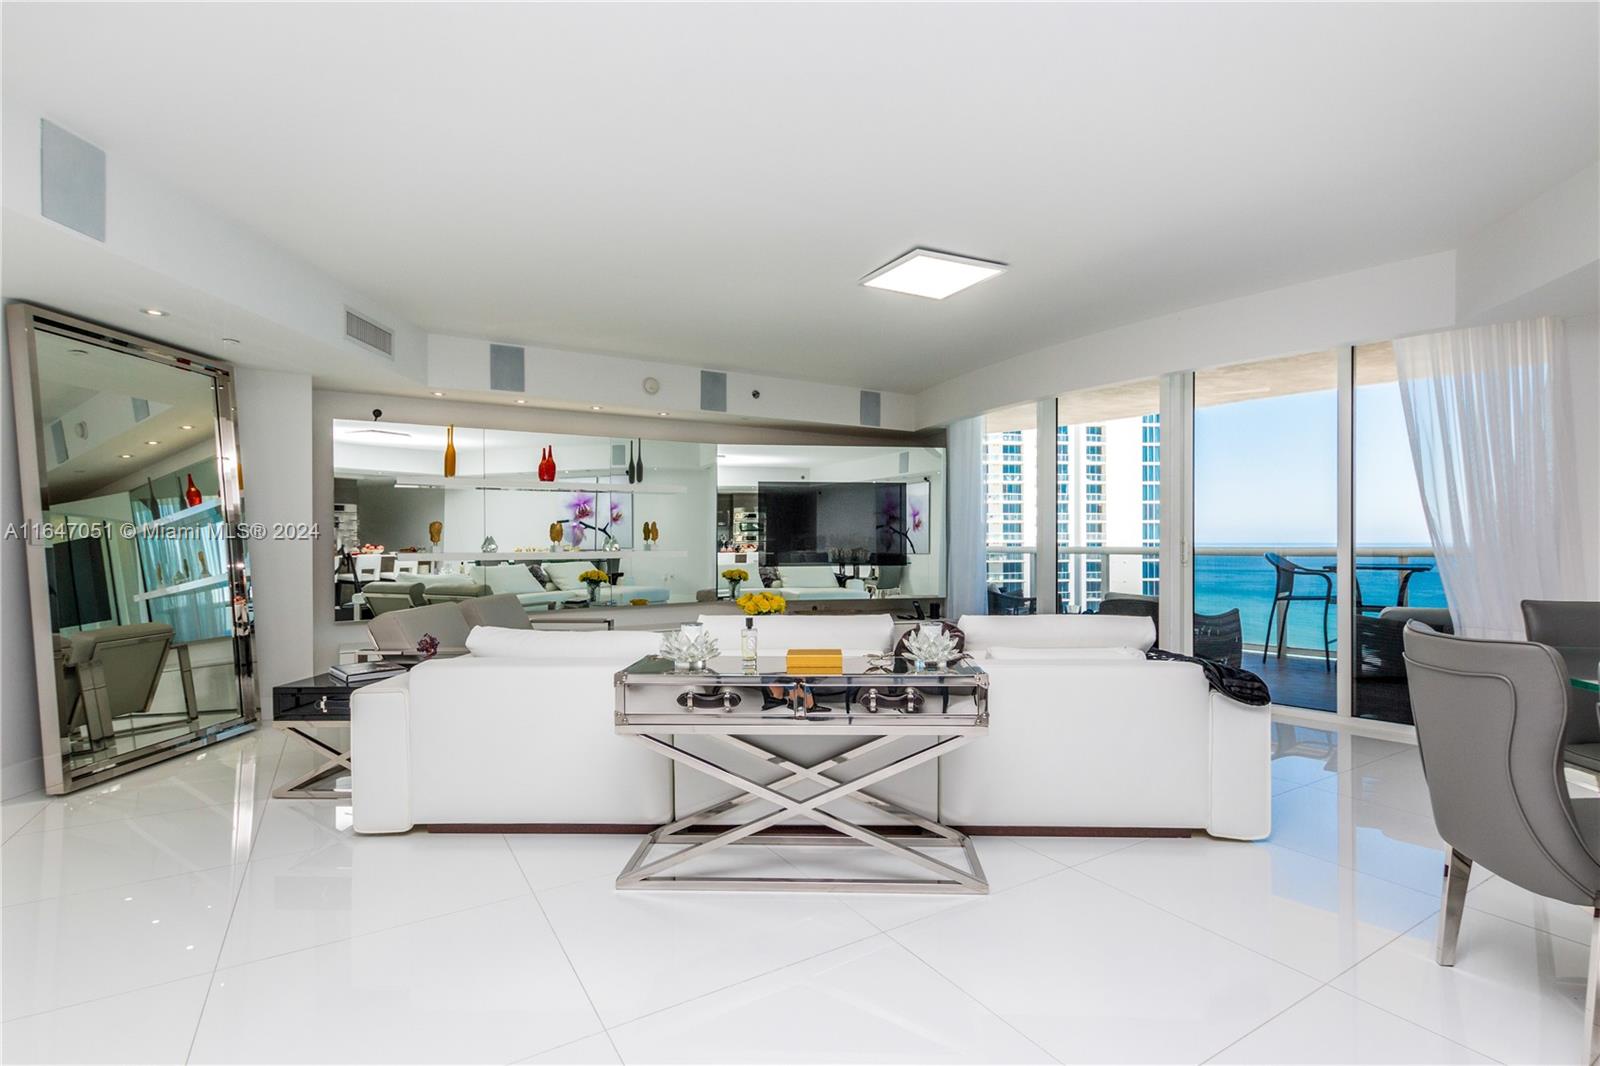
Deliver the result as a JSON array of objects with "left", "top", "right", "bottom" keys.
[
  {"left": 184, "top": 474, "right": 203, "bottom": 508},
  {"left": 538, "top": 446, "right": 557, "bottom": 482}
]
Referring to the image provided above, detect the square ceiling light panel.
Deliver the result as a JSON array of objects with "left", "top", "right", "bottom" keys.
[{"left": 860, "top": 249, "right": 1007, "bottom": 300}]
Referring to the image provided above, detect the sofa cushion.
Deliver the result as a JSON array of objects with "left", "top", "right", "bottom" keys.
[
  {"left": 479, "top": 564, "right": 542, "bottom": 595},
  {"left": 465, "top": 626, "right": 661, "bottom": 661},
  {"left": 695, "top": 612, "right": 894, "bottom": 654},
  {"left": 985, "top": 645, "right": 1146, "bottom": 662},
  {"left": 957, "top": 614, "right": 1156, "bottom": 652},
  {"left": 544, "top": 560, "right": 598, "bottom": 590}
]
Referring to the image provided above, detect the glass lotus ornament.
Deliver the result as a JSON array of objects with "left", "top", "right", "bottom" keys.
[
  {"left": 901, "top": 624, "right": 960, "bottom": 669},
  {"left": 659, "top": 626, "right": 720, "bottom": 671}
]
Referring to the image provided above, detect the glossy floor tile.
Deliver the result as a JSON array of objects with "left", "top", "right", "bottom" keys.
[
  {"left": 606, "top": 935, "right": 1053, "bottom": 1063},
  {"left": 2, "top": 721, "right": 1595, "bottom": 1064}
]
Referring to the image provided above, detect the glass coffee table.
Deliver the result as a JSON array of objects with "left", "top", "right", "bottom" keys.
[{"left": 613, "top": 654, "right": 989, "bottom": 894}]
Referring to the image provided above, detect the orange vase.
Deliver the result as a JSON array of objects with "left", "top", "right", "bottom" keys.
[
  {"left": 443, "top": 426, "right": 457, "bottom": 478},
  {"left": 184, "top": 474, "right": 203, "bottom": 508}
]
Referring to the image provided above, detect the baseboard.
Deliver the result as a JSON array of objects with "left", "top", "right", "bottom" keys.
[
  {"left": 1, "top": 755, "right": 45, "bottom": 800},
  {"left": 423, "top": 821, "right": 1192, "bottom": 838}
]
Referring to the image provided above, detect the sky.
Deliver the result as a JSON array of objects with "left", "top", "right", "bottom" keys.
[{"left": 1194, "top": 383, "right": 1431, "bottom": 546}]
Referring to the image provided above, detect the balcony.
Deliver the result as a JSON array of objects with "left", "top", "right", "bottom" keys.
[{"left": 984, "top": 544, "right": 1442, "bottom": 718}]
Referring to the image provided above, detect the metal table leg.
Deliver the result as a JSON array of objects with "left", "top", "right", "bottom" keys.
[
  {"left": 617, "top": 731, "right": 987, "bottom": 894},
  {"left": 272, "top": 723, "right": 352, "bottom": 799}
]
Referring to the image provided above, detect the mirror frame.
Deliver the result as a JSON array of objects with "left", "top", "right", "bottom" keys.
[{"left": 6, "top": 304, "right": 258, "bottom": 794}]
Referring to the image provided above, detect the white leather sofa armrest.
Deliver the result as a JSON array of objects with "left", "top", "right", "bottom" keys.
[
  {"left": 1206, "top": 690, "right": 1272, "bottom": 840},
  {"left": 352, "top": 674, "right": 414, "bottom": 834}
]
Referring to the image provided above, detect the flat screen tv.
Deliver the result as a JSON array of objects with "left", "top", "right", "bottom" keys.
[{"left": 758, "top": 482, "right": 909, "bottom": 566}]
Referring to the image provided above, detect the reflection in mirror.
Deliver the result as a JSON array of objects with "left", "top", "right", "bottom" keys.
[
  {"left": 15, "top": 311, "right": 254, "bottom": 790},
  {"left": 331, "top": 419, "right": 946, "bottom": 622}
]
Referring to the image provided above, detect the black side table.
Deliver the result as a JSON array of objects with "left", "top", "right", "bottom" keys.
[{"left": 271, "top": 673, "right": 384, "bottom": 799}]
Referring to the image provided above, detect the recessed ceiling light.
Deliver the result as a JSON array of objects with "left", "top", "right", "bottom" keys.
[
  {"left": 658, "top": 411, "right": 670, "bottom": 417},
  {"left": 141, "top": 308, "right": 168, "bottom": 317},
  {"left": 221, "top": 337, "right": 240, "bottom": 345},
  {"left": 860, "top": 248, "right": 1006, "bottom": 300},
  {"left": 431, "top": 391, "right": 445, "bottom": 397},
  {"left": 119, "top": 453, "right": 133, "bottom": 459},
  {"left": 590, "top": 405, "right": 602, "bottom": 411},
  {"left": 68, "top": 348, "right": 87, "bottom": 355},
  {"left": 145, "top": 440, "right": 160, "bottom": 446},
  {"left": 514, "top": 399, "right": 527, "bottom": 405},
  {"left": 180, "top": 424, "right": 194, "bottom": 430}
]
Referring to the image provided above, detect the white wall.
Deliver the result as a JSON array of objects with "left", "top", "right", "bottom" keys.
[
  {"left": 234, "top": 368, "right": 315, "bottom": 706},
  {"left": 1457, "top": 164, "right": 1600, "bottom": 323},
  {"left": 916, "top": 252, "right": 1458, "bottom": 427}
]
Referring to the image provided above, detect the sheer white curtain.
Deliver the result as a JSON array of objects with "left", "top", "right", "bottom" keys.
[
  {"left": 945, "top": 416, "right": 988, "bottom": 620},
  {"left": 1394, "top": 317, "right": 1589, "bottom": 639}
]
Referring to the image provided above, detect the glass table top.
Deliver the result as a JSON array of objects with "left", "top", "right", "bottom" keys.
[{"left": 618, "top": 653, "right": 986, "bottom": 685}]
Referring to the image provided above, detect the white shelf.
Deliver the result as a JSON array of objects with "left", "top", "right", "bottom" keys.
[
  {"left": 134, "top": 574, "right": 229, "bottom": 602},
  {"left": 392, "top": 550, "right": 688, "bottom": 562},
  {"left": 335, "top": 470, "right": 686, "bottom": 495},
  {"left": 135, "top": 499, "right": 222, "bottom": 534}
]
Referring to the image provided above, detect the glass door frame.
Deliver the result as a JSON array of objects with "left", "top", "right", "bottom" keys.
[{"left": 1026, "top": 344, "right": 1413, "bottom": 730}]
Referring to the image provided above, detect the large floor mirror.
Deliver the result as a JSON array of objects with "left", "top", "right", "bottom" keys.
[{"left": 7, "top": 305, "right": 256, "bottom": 794}]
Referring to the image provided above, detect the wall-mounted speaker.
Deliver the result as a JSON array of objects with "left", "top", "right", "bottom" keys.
[
  {"left": 700, "top": 370, "right": 727, "bottom": 412},
  {"left": 40, "top": 120, "right": 105, "bottom": 242},
  {"left": 489, "top": 344, "right": 526, "bottom": 392}
]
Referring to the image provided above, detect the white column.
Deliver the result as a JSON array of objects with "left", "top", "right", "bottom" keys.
[
  {"left": 1033, "top": 397, "right": 1058, "bottom": 613},
  {"left": 1159, "top": 372, "right": 1194, "bottom": 653},
  {"left": 1335, "top": 346, "right": 1355, "bottom": 717},
  {"left": 234, "top": 368, "right": 316, "bottom": 712}
]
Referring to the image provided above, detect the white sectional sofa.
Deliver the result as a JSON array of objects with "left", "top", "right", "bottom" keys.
[
  {"left": 350, "top": 613, "right": 1270, "bottom": 839},
  {"left": 758, "top": 564, "right": 870, "bottom": 601}
]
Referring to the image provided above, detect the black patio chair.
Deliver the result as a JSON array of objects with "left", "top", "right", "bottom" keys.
[{"left": 1262, "top": 552, "right": 1335, "bottom": 671}]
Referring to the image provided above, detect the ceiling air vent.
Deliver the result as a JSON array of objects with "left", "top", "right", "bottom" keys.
[{"left": 344, "top": 310, "right": 394, "bottom": 357}]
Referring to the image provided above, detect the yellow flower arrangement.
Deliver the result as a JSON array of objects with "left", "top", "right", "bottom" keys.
[
  {"left": 578, "top": 568, "right": 611, "bottom": 586},
  {"left": 721, "top": 568, "right": 750, "bottom": 583},
  {"left": 736, "top": 590, "right": 786, "bottom": 616}
]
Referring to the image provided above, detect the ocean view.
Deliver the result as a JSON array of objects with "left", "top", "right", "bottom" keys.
[{"left": 1193, "top": 550, "right": 1446, "bottom": 650}]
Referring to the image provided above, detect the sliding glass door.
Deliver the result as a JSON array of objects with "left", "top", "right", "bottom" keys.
[
  {"left": 981, "top": 404, "right": 1037, "bottom": 614},
  {"left": 1056, "top": 379, "right": 1162, "bottom": 615},
  {"left": 1193, "top": 352, "right": 1340, "bottom": 710},
  {"left": 1352, "top": 342, "right": 1449, "bottom": 724}
]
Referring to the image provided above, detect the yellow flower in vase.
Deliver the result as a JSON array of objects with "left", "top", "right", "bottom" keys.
[{"left": 737, "top": 591, "right": 785, "bottom": 616}]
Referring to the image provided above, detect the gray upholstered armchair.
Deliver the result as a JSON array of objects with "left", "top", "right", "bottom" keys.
[
  {"left": 1403, "top": 621, "right": 1600, "bottom": 1060},
  {"left": 53, "top": 622, "right": 194, "bottom": 745},
  {"left": 458, "top": 593, "right": 530, "bottom": 630},
  {"left": 365, "top": 602, "right": 471, "bottom": 657}
]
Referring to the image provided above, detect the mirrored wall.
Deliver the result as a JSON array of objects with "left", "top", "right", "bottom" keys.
[
  {"left": 331, "top": 418, "right": 944, "bottom": 620},
  {"left": 8, "top": 306, "right": 255, "bottom": 794}
]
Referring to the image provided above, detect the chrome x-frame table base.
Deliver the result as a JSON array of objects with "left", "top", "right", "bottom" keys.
[
  {"left": 616, "top": 731, "right": 988, "bottom": 894},
  {"left": 271, "top": 722, "right": 351, "bottom": 800}
]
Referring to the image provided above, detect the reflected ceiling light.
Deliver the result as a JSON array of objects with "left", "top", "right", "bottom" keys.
[
  {"left": 860, "top": 248, "right": 1006, "bottom": 300},
  {"left": 180, "top": 424, "right": 194, "bottom": 430},
  {"left": 431, "top": 391, "right": 445, "bottom": 397},
  {"left": 145, "top": 440, "right": 160, "bottom": 446},
  {"left": 514, "top": 399, "right": 527, "bottom": 405},
  {"left": 119, "top": 453, "right": 133, "bottom": 459},
  {"left": 658, "top": 411, "right": 670, "bottom": 417},
  {"left": 141, "top": 308, "right": 168, "bottom": 317},
  {"left": 590, "top": 405, "right": 602, "bottom": 411}
]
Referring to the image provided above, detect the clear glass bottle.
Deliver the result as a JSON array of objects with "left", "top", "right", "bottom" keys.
[{"left": 741, "top": 616, "right": 758, "bottom": 669}]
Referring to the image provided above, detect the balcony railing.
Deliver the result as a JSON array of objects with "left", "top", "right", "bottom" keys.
[{"left": 985, "top": 544, "right": 1439, "bottom": 657}]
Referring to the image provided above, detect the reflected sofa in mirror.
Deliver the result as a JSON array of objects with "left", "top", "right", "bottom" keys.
[
  {"left": 7, "top": 305, "right": 256, "bottom": 794},
  {"left": 332, "top": 421, "right": 715, "bottom": 621}
]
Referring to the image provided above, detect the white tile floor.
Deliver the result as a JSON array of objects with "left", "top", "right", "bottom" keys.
[{"left": 2, "top": 720, "right": 1596, "bottom": 1064}]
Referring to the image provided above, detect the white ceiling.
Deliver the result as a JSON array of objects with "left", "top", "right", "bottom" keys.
[{"left": 3, "top": 3, "right": 1595, "bottom": 393}]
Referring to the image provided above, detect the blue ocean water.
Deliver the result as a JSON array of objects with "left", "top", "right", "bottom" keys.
[{"left": 1193, "top": 551, "right": 1446, "bottom": 651}]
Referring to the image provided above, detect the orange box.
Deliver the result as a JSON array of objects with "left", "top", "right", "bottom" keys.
[{"left": 785, "top": 648, "right": 844, "bottom": 674}]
